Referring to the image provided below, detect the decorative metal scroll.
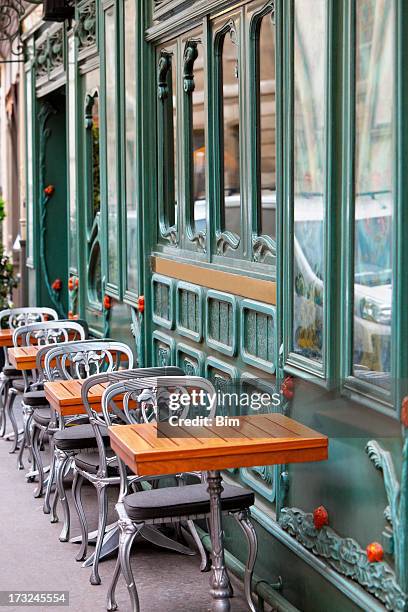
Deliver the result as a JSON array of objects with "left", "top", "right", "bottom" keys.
[{"left": 0, "top": 1, "right": 42, "bottom": 58}]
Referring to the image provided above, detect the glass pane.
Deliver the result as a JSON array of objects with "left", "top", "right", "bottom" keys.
[
  {"left": 170, "top": 58, "right": 177, "bottom": 226},
  {"left": 192, "top": 42, "right": 206, "bottom": 233},
  {"left": 292, "top": 0, "right": 326, "bottom": 362},
  {"left": 105, "top": 6, "right": 119, "bottom": 285},
  {"left": 26, "top": 69, "right": 34, "bottom": 261},
  {"left": 68, "top": 36, "right": 77, "bottom": 270},
  {"left": 124, "top": 0, "right": 137, "bottom": 291},
  {"left": 157, "top": 45, "right": 177, "bottom": 237},
  {"left": 221, "top": 30, "right": 240, "bottom": 236},
  {"left": 258, "top": 12, "right": 276, "bottom": 237},
  {"left": 352, "top": 0, "right": 394, "bottom": 387},
  {"left": 90, "top": 97, "right": 100, "bottom": 218}
]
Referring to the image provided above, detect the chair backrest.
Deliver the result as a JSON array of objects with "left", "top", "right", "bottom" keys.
[
  {"left": 13, "top": 319, "right": 87, "bottom": 348},
  {"left": 101, "top": 375, "right": 218, "bottom": 426},
  {"left": 0, "top": 307, "right": 59, "bottom": 330},
  {"left": 80, "top": 367, "right": 185, "bottom": 473},
  {"left": 40, "top": 339, "right": 134, "bottom": 382}
]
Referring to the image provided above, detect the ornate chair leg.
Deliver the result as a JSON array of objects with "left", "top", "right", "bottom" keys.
[
  {"left": 44, "top": 438, "right": 56, "bottom": 514},
  {"left": 234, "top": 509, "right": 258, "bottom": 612},
  {"left": 186, "top": 519, "right": 211, "bottom": 571},
  {"left": 0, "top": 379, "right": 8, "bottom": 437},
  {"left": 55, "top": 449, "right": 72, "bottom": 541},
  {"left": 50, "top": 486, "right": 59, "bottom": 523},
  {"left": 90, "top": 482, "right": 109, "bottom": 585},
  {"left": 17, "top": 404, "right": 33, "bottom": 471},
  {"left": 117, "top": 513, "right": 141, "bottom": 612},
  {"left": 7, "top": 389, "right": 20, "bottom": 453},
  {"left": 106, "top": 554, "right": 121, "bottom": 611},
  {"left": 72, "top": 470, "right": 88, "bottom": 562},
  {"left": 32, "top": 424, "right": 45, "bottom": 497}
]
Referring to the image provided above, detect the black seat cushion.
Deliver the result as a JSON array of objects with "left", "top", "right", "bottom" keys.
[
  {"left": 74, "top": 451, "right": 117, "bottom": 476},
  {"left": 12, "top": 379, "right": 26, "bottom": 392},
  {"left": 3, "top": 366, "right": 23, "bottom": 378},
  {"left": 33, "top": 407, "right": 52, "bottom": 427},
  {"left": 54, "top": 424, "right": 109, "bottom": 452},
  {"left": 23, "top": 390, "right": 49, "bottom": 407},
  {"left": 123, "top": 483, "right": 255, "bottom": 521}
]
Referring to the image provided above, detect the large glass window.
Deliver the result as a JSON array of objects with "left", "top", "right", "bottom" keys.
[
  {"left": 157, "top": 44, "right": 178, "bottom": 243},
  {"left": 185, "top": 39, "right": 206, "bottom": 237},
  {"left": 352, "top": 0, "right": 394, "bottom": 387},
  {"left": 258, "top": 10, "right": 276, "bottom": 238},
  {"left": 85, "top": 90, "right": 102, "bottom": 307},
  {"left": 220, "top": 27, "right": 240, "bottom": 237},
  {"left": 67, "top": 35, "right": 77, "bottom": 272},
  {"left": 124, "top": 0, "right": 137, "bottom": 291},
  {"left": 105, "top": 5, "right": 119, "bottom": 286},
  {"left": 292, "top": 0, "right": 326, "bottom": 362},
  {"left": 26, "top": 68, "right": 34, "bottom": 264}
]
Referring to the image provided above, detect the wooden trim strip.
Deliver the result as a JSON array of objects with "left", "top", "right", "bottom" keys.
[{"left": 152, "top": 257, "right": 276, "bottom": 305}]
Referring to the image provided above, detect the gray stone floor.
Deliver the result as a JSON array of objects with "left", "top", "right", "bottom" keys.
[{"left": 0, "top": 403, "right": 248, "bottom": 612}]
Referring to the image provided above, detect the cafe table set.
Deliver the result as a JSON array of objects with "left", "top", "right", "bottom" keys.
[{"left": 3, "top": 314, "right": 328, "bottom": 612}]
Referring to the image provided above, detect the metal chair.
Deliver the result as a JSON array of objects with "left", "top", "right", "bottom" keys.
[
  {"left": 42, "top": 341, "right": 135, "bottom": 542},
  {"left": 72, "top": 367, "right": 187, "bottom": 585},
  {"left": 0, "top": 307, "right": 58, "bottom": 439},
  {"left": 30, "top": 339, "right": 126, "bottom": 500},
  {"left": 6, "top": 320, "right": 88, "bottom": 467},
  {"left": 102, "top": 376, "right": 258, "bottom": 612}
]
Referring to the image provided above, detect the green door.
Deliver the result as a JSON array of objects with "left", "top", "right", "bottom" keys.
[{"left": 78, "top": 68, "right": 104, "bottom": 336}]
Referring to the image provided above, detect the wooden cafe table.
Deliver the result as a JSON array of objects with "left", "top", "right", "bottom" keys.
[
  {"left": 8, "top": 345, "right": 40, "bottom": 371},
  {"left": 0, "top": 329, "right": 14, "bottom": 348},
  {"left": 109, "top": 413, "right": 328, "bottom": 611}
]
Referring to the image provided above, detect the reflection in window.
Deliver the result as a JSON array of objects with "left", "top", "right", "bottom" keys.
[
  {"left": 157, "top": 47, "right": 177, "bottom": 237},
  {"left": 221, "top": 28, "right": 240, "bottom": 236},
  {"left": 190, "top": 42, "right": 206, "bottom": 234},
  {"left": 124, "top": 0, "right": 137, "bottom": 291},
  {"left": 258, "top": 11, "right": 276, "bottom": 238},
  {"left": 105, "top": 6, "right": 119, "bottom": 285},
  {"left": 353, "top": 0, "right": 393, "bottom": 386},
  {"left": 85, "top": 92, "right": 102, "bottom": 306},
  {"left": 88, "top": 241, "right": 102, "bottom": 305},
  {"left": 292, "top": 0, "right": 326, "bottom": 362}
]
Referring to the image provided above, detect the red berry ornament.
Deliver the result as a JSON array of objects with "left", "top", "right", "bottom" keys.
[
  {"left": 366, "top": 542, "right": 384, "bottom": 563},
  {"left": 313, "top": 505, "right": 329, "bottom": 529}
]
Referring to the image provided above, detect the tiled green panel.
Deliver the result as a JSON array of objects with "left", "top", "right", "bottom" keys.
[
  {"left": 176, "top": 342, "right": 205, "bottom": 376},
  {"left": 152, "top": 330, "right": 175, "bottom": 366},
  {"left": 152, "top": 273, "right": 174, "bottom": 329},
  {"left": 240, "top": 299, "right": 276, "bottom": 373},
  {"left": 176, "top": 281, "right": 202, "bottom": 342},
  {"left": 206, "top": 290, "right": 237, "bottom": 356}
]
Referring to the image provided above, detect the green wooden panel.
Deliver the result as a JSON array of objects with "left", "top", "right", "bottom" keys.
[
  {"left": 175, "top": 281, "right": 203, "bottom": 342},
  {"left": 205, "top": 290, "right": 237, "bottom": 357},
  {"left": 152, "top": 273, "right": 174, "bottom": 329}
]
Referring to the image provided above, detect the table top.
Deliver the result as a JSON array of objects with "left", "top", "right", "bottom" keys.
[
  {"left": 109, "top": 413, "right": 328, "bottom": 477},
  {"left": 0, "top": 329, "right": 13, "bottom": 347},
  {"left": 44, "top": 379, "right": 108, "bottom": 416},
  {"left": 8, "top": 346, "right": 40, "bottom": 370}
]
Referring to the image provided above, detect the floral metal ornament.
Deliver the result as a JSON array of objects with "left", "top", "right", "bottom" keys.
[{"left": 279, "top": 507, "right": 407, "bottom": 611}]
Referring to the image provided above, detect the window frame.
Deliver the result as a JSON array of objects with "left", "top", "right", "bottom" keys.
[
  {"left": 101, "top": 0, "right": 122, "bottom": 298},
  {"left": 282, "top": 0, "right": 329, "bottom": 382},
  {"left": 340, "top": 0, "right": 396, "bottom": 413}
]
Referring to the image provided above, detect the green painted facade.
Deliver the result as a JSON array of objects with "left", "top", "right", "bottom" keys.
[{"left": 22, "top": 1, "right": 407, "bottom": 610}]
